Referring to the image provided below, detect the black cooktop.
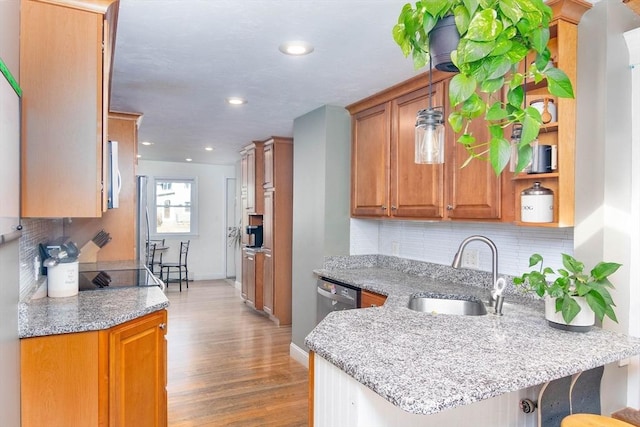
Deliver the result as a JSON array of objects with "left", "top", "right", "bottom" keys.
[{"left": 78, "top": 268, "right": 161, "bottom": 291}]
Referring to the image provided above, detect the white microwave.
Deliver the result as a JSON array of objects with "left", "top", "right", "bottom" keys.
[{"left": 107, "top": 140, "right": 121, "bottom": 209}]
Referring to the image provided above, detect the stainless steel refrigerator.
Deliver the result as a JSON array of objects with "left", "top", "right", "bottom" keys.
[{"left": 137, "top": 175, "right": 151, "bottom": 264}]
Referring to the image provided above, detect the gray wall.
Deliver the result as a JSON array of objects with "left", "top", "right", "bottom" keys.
[
  {"left": 291, "top": 105, "right": 351, "bottom": 350},
  {"left": 575, "top": 0, "right": 640, "bottom": 414}
]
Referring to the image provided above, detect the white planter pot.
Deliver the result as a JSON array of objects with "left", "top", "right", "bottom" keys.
[{"left": 545, "top": 296, "right": 594, "bottom": 332}]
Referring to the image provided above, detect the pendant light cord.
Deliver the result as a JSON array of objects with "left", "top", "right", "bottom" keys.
[{"left": 428, "top": 55, "right": 433, "bottom": 110}]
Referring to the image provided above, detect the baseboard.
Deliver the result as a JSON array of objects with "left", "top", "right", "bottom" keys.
[
  {"left": 191, "top": 273, "right": 227, "bottom": 281},
  {"left": 290, "top": 342, "right": 309, "bottom": 368},
  {"left": 234, "top": 280, "right": 241, "bottom": 290}
]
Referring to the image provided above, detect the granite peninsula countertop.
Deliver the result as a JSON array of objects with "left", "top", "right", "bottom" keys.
[
  {"left": 20, "top": 260, "right": 169, "bottom": 339},
  {"left": 305, "top": 255, "right": 640, "bottom": 416}
]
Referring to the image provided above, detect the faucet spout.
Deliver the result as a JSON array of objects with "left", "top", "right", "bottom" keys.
[{"left": 451, "top": 235, "right": 499, "bottom": 306}]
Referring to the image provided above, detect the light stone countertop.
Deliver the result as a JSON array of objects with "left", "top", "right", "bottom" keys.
[
  {"left": 305, "top": 255, "right": 640, "bottom": 415},
  {"left": 20, "top": 260, "right": 169, "bottom": 339}
]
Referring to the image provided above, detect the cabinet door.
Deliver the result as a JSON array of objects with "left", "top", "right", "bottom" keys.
[
  {"left": 241, "top": 249, "right": 250, "bottom": 299},
  {"left": 391, "top": 85, "right": 445, "bottom": 218},
  {"left": 445, "top": 83, "right": 501, "bottom": 220},
  {"left": 360, "top": 290, "right": 387, "bottom": 308},
  {"left": 263, "top": 249, "right": 274, "bottom": 316},
  {"left": 240, "top": 151, "right": 250, "bottom": 246},
  {"left": 245, "top": 147, "right": 256, "bottom": 213},
  {"left": 244, "top": 249, "right": 255, "bottom": 303},
  {"left": 20, "top": 0, "right": 116, "bottom": 217},
  {"left": 263, "top": 141, "right": 274, "bottom": 189},
  {"left": 109, "top": 310, "right": 167, "bottom": 427},
  {"left": 351, "top": 103, "right": 390, "bottom": 217},
  {"left": 21, "top": 331, "right": 102, "bottom": 427},
  {"left": 263, "top": 190, "right": 273, "bottom": 250}
]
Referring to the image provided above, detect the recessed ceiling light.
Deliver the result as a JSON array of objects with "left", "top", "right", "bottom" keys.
[
  {"left": 279, "top": 41, "right": 314, "bottom": 56},
  {"left": 205, "top": 147, "right": 213, "bottom": 151},
  {"left": 226, "top": 97, "right": 247, "bottom": 105},
  {"left": 141, "top": 141, "right": 153, "bottom": 146},
  {"left": 136, "top": 154, "right": 142, "bottom": 158},
  {"left": 185, "top": 158, "right": 193, "bottom": 162}
]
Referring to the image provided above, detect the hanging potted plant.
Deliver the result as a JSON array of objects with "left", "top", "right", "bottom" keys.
[
  {"left": 514, "top": 253, "right": 621, "bottom": 332},
  {"left": 392, "top": 0, "right": 575, "bottom": 175}
]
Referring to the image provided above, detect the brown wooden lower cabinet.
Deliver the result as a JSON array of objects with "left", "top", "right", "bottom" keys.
[
  {"left": 242, "top": 248, "right": 264, "bottom": 310},
  {"left": 360, "top": 290, "right": 387, "bottom": 308},
  {"left": 262, "top": 249, "right": 274, "bottom": 315},
  {"left": 21, "top": 310, "right": 167, "bottom": 427}
]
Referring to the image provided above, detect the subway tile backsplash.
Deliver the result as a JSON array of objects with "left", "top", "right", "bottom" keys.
[
  {"left": 18, "top": 218, "right": 63, "bottom": 300},
  {"left": 350, "top": 219, "right": 573, "bottom": 277}
]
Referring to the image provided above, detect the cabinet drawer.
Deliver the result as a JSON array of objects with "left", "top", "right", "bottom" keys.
[{"left": 360, "top": 290, "right": 387, "bottom": 308}]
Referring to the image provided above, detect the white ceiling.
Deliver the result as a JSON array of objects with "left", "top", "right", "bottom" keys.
[{"left": 109, "top": 0, "right": 422, "bottom": 165}]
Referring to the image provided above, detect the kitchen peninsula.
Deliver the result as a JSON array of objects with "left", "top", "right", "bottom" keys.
[
  {"left": 19, "top": 261, "right": 169, "bottom": 427},
  {"left": 306, "top": 255, "right": 640, "bottom": 426}
]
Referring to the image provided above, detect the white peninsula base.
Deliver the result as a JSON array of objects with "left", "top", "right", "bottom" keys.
[{"left": 313, "top": 355, "right": 542, "bottom": 427}]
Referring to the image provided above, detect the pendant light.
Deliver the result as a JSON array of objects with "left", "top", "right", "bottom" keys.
[{"left": 415, "top": 57, "right": 445, "bottom": 164}]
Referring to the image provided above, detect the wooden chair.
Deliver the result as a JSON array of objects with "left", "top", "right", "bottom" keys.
[
  {"left": 562, "top": 414, "right": 635, "bottom": 426},
  {"left": 161, "top": 240, "right": 190, "bottom": 291}
]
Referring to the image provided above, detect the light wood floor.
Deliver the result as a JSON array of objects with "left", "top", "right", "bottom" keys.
[{"left": 165, "top": 279, "right": 309, "bottom": 427}]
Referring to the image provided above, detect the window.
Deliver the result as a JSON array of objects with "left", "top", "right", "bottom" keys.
[{"left": 152, "top": 177, "right": 198, "bottom": 236}]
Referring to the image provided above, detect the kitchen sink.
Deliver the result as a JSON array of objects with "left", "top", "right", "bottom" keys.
[{"left": 408, "top": 295, "right": 487, "bottom": 316}]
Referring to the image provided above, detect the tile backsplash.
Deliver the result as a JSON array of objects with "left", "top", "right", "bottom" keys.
[
  {"left": 18, "top": 218, "right": 63, "bottom": 299},
  {"left": 350, "top": 219, "right": 574, "bottom": 277}
]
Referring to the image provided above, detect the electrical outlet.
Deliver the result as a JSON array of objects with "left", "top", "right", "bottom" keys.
[
  {"left": 461, "top": 249, "right": 479, "bottom": 269},
  {"left": 391, "top": 242, "right": 400, "bottom": 256}
]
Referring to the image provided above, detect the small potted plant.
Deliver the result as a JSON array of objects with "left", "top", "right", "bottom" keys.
[
  {"left": 514, "top": 253, "right": 621, "bottom": 331},
  {"left": 392, "top": 0, "right": 575, "bottom": 175}
]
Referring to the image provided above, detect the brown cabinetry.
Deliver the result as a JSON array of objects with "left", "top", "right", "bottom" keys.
[
  {"left": 347, "top": 0, "right": 588, "bottom": 226},
  {"left": 21, "top": 310, "right": 168, "bottom": 427},
  {"left": 261, "top": 137, "right": 293, "bottom": 325},
  {"left": 349, "top": 76, "right": 502, "bottom": 221},
  {"left": 444, "top": 87, "right": 503, "bottom": 220},
  {"left": 240, "top": 141, "right": 264, "bottom": 245},
  {"left": 510, "top": 1, "right": 589, "bottom": 227},
  {"left": 20, "top": 0, "right": 119, "bottom": 218},
  {"left": 242, "top": 248, "right": 263, "bottom": 310},
  {"left": 360, "top": 290, "right": 387, "bottom": 308}
]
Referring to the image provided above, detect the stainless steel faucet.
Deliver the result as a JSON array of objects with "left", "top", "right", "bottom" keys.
[{"left": 451, "top": 235, "right": 500, "bottom": 308}]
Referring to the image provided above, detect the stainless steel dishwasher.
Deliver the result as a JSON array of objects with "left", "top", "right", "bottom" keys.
[{"left": 316, "top": 278, "right": 360, "bottom": 324}]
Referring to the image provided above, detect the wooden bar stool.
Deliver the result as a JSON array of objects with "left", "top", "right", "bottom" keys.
[{"left": 562, "top": 414, "right": 635, "bottom": 426}]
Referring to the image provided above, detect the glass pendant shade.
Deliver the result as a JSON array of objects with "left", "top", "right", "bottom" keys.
[
  {"left": 415, "top": 107, "right": 445, "bottom": 164},
  {"left": 509, "top": 123, "right": 522, "bottom": 172}
]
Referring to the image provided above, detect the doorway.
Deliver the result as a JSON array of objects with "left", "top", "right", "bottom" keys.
[{"left": 225, "top": 178, "right": 237, "bottom": 278}]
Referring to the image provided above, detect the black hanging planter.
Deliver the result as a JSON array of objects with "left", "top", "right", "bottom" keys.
[{"left": 429, "top": 15, "right": 460, "bottom": 73}]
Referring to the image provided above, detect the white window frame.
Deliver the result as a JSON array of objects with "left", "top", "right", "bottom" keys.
[{"left": 151, "top": 176, "right": 199, "bottom": 238}]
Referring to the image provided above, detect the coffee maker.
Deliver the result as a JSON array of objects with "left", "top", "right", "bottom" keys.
[{"left": 246, "top": 225, "right": 263, "bottom": 248}]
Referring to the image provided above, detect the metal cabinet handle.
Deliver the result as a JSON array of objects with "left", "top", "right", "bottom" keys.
[
  {"left": 447, "top": 205, "right": 454, "bottom": 210},
  {"left": 159, "top": 323, "right": 166, "bottom": 330},
  {"left": 381, "top": 205, "right": 387, "bottom": 210},
  {"left": 391, "top": 205, "right": 397, "bottom": 210}
]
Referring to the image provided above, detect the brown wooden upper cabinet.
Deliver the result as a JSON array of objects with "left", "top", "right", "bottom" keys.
[
  {"left": 20, "top": 0, "right": 119, "bottom": 218},
  {"left": 240, "top": 141, "right": 264, "bottom": 246},
  {"left": 349, "top": 76, "right": 501, "bottom": 221},
  {"left": 347, "top": 0, "right": 589, "bottom": 226}
]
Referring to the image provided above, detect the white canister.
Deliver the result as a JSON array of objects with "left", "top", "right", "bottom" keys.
[
  {"left": 47, "top": 261, "right": 79, "bottom": 297},
  {"left": 530, "top": 98, "right": 557, "bottom": 124},
  {"left": 521, "top": 182, "right": 554, "bottom": 223}
]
